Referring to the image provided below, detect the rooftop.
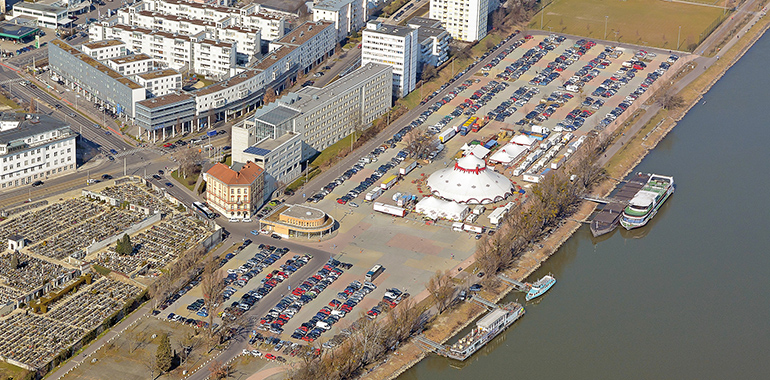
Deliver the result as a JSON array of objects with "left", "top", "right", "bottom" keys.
[
  {"left": 407, "top": 17, "right": 443, "bottom": 29},
  {"left": 247, "top": 132, "right": 299, "bottom": 155},
  {"left": 137, "top": 69, "right": 180, "bottom": 80},
  {"left": 251, "top": 44, "right": 294, "bottom": 70},
  {"left": 0, "top": 114, "right": 72, "bottom": 146},
  {"left": 194, "top": 70, "right": 259, "bottom": 97},
  {"left": 82, "top": 39, "right": 125, "bottom": 50},
  {"left": 280, "top": 204, "right": 326, "bottom": 221},
  {"left": 253, "top": 103, "right": 301, "bottom": 126},
  {"left": 314, "top": 0, "right": 354, "bottom": 11},
  {"left": 415, "top": 25, "right": 447, "bottom": 41},
  {"left": 12, "top": 2, "right": 67, "bottom": 13},
  {"left": 206, "top": 161, "right": 264, "bottom": 185},
  {"left": 284, "top": 62, "right": 391, "bottom": 111},
  {"left": 51, "top": 40, "right": 143, "bottom": 90},
  {"left": 365, "top": 22, "right": 415, "bottom": 38},
  {"left": 136, "top": 92, "right": 194, "bottom": 109},
  {"left": 109, "top": 53, "right": 152, "bottom": 65},
  {"left": 274, "top": 20, "right": 333, "bottom": 47}
]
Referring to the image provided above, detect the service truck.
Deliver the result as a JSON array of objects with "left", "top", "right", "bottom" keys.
[
  {"left": 365, "top": 187, "right": 383, "bottom": 201},
  {"left": 399, "top": 159, "right": 418, "bottom": 176},
  {"left": 438, "top": 128, "right": 456, "bottom": 143},
  {"left": 380, "top": 175, "right": 398, "bottom": 190}
]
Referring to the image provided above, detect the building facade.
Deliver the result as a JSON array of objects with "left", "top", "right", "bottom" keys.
[
  {"left": 48, "top": 40, "right": 146, "bottom": 120},
  {"left": 80, "top": 40, "right": 128, "bottom": 61},
  {"left": 134, "top": 92, "right": 196, "bottom": 140},
  {"left": 361, "top": 22, "right": 418, "bottom": 98},
  {"left": 238, "top": 62, "right": 391, "bottom": 158},
  {"left": 133, "top": 69, "right": 183, "bottom": 97},
  {"left": 106, "top": 53, "right": 155, "bottom": 76},
  {"left": 429, "top": 0, "right": 489, "bottom": 42},
  {"left": 0, "top": 113, "right": 76, "bottom": 190},
  {"left": 259, "top": 204, "right": 335, "bottom": 239},
  {"left": 407, "top": 17, "right": 451, "bottom": 68},
  {"left": 204, "top": 161, "right": 266, "bottom": 219},
  {"left": 234, "top": 131, "right": 302, "bottom": 197},
  {"left": 10, "top": 3, "right": 68, "bottom": 29},
  {"left": 312, "top": 0, "right": 366, "bottom": 42}
]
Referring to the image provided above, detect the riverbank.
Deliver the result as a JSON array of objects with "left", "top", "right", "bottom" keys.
[{"left": 364, "top": 9, "right": 770, "bottom": 380}]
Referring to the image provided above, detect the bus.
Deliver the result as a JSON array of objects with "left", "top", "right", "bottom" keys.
[
  {"left": 193, "top": 201, "right": 215, "bottom": 219},
  {"left": 365, "top": 264, "right": 385, "bottom": 282}
]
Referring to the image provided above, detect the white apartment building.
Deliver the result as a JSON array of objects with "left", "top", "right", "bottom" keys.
[
  {"left": 133, "top": 69, "right": 182, "bottom": 97},
  {"left": 0, "top": 113, "right": 76, "bottom": 190},
  {"left": 407, "top": 17, "right": 451, "bottom": 67},
  {"left": 117, "top": 10, "right": 262, "bottom": 58},
  {"left": 429, "top": 0, "right": 489, "bottom": 42},
  {"left": 107, "top": 53, "right": 155, "bottom": 76},
  {"left": 141, "top": 0, "right": 286, "bottom": 42},
  {"left": 80, "top": 40, "right": 128, "bottom": 61},
  {"left": 233, "top": 132, "right": 303, "bottom": 196},
  {"left": 312, "top": 0, "right": 366, "bottom": 41},
  {"left": 89, "top": 24, "right": 236, "bottom": 78},
  {"left": 361, "top": 22, "right": 418, "bottom": 98}
]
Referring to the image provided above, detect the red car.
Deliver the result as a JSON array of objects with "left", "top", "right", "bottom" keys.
[
  {"left": 265, "top": 353, "right": 277, "bottom": 360},
  {"left": 163, "top": 143, "right": 173, "bottom": 148},
  {"left": 329, "top": 299, "right": 341, "bottom": 307}
]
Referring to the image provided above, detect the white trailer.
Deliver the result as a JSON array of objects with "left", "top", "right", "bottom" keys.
[
  {"left": 373, "top": 202, "right": 406, "bottom": 217},
  {"left": 438, "top": 128, "right": 456, "bottom": 144},
  {"left": 399, "top": 159, "right": 418, "bottom": 176},
  {"left": 365, "top": 187, "right": 383, "bottom": 201},
  {"left": 463, "top": 224, "right": 484, "bottom": 234}
]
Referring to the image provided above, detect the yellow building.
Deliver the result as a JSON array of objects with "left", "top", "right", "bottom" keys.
[
  {"left": 259, "top": 204, "right": 336, "bottom": 239},
  {"left": 204, "top": 161, "right": 265, "bottom": 219}
]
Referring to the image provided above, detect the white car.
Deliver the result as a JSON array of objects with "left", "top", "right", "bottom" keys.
[
  {"left": 229, "top": 218, "right": 239, "bottom": 223},
  {"left": 242, "top": 218, "right": 252, "bottom": 223}
]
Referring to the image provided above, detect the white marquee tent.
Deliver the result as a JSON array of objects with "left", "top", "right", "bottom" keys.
[
  {"left": 489, "top": 143, "right": 529, "bottom": 165},
  {"left": 415, "top": 196, "right": 470, "bottom": 221},
  {"left": 427, "top": 154, "right": 514, "bottom": 204}
]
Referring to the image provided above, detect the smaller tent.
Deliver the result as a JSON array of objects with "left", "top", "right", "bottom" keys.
[
  {"left": 511, "top": 134, "right": 537, "bottom": 147},
  {"left": 415, "top": 197, "right": 470, "bottom": 221},
  {"left": 489, "top": 143, "right": 529, "bottom": 164}
]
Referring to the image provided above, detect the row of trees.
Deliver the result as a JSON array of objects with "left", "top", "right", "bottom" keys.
[
  {"left": 476, "top": 134, "right": 609, "bottom": 279},
  {"left": 290, "top": 299, "right": 424, "bottom": 380}
]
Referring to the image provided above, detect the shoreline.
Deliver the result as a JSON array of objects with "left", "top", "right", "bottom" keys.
[{"left": 364, "top": 12, "right": 770, "bottom": 380}]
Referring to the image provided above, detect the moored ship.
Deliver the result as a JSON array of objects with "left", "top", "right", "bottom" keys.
[
  {"left": 525, "top": 274, "right": 556, "bottom": 301},
  {"left": 620, "top": 174, "right": 674, "bottom": 230},
  {"left": 443, "top": 302, "right": 525, "bottom": 361}
]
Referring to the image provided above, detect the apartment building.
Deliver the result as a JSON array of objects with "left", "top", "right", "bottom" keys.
[
  {"left": 133, "top": 69, "right": 182, "bottom": 97},
  {"left": 312, "top": 0, "right": 366, "bottom": 41},
  {"left": 117, "top": 10, "right": 262, "bottom": 58},
  {"left": 141, "top": 0, "right": 286, "bottom": 42},
  {"left": 48, "top": 40, "right": 146, "bottom": 120},
  {"left": 234, "top": 132, "right": 302, "bottom": 197},
  {"left": 236, "top": 62, "right": 392, "bottom": 161},
  {"left": 106, "top": 53, "right": 155, "bottom": 76},
  {"left": 429, "top": 0, "right": 489, "bottom": 42},
  {"left": 361, "top": 22, "right": 418, "bottom": 98},
  {"left": 267, "top": 21, "right": 337, "bottom": 74},
  {"left": 89, "top": 24, "right": 236, "bottom": 78},
  {"left": 407, "top": 17, "right": 450, "bottom": 68},
  {"left": 204, "top": 161, "right": 266, "bottom": 219},
  {"left": 0, "top": 113, "right": 76, "bottom": 190},
  {"left": 80, "top": 40, "right": 128, "bottom": 61}
]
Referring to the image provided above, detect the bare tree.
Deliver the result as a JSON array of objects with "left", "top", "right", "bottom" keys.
[
  {"left": 263, "top": 86, "right": 277, "bottom": 105},
  {"left": 426, "top": 270, "right": 454, "bottom": 313},
  {"left": 421, "top": 64, "right": 437, "bottom": 82},
  {"left": 142, "top": 351, "right": 157, "bottom": 380},
  {"left": 209, "top": 360, "right": 232, "bottom": 380},
  {"left": 175, "top": 147, "right": 201, "bottom": 179},
  {"left": 659, "top": 93, "right": 685, "bottom": 110},
  {"left": 200, "top": 258, "right": 224, "bottom": 342},
  {"left": 403, "top": 129, "right": 436, "bottom": 159}
]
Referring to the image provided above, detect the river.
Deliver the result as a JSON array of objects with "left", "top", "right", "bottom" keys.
[{"left": 400, "top": 31, "right": 770, "bottom": 380}]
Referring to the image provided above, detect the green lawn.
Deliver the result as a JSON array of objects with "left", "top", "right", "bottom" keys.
[
  {"left": 171, "top": 169, "right": 200, "bottom": 191},
  {"left": 530, "top": 0, "right": 727, "bottom": 51},
  {"left": 0, "top": 361, "right": 29, "bottom": 380}
]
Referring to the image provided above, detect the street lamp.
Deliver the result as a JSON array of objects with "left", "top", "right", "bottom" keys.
[
  {"left": 75, "top": 94, "right": 80, "bottom": 111},
  {"left": 604, "top": 16, "right": 609, "bottom": 40}
]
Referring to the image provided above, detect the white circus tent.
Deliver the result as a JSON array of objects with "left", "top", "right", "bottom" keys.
[
  {"left": 415, "top": 196, "right": 470, "bottom": 221},
  {"left": 511, "top": 134, "right": 538, "bottom": 147},
  {"left": 426, "top": 153, "right": 513, "bottom": 205},
  {"left": 489, "top": 143, "right": 529, "bottom": 164}
]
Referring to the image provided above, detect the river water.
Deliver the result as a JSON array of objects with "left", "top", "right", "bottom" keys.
[{"left": 401, "top": 32, "right": 770, "bottom": 380}]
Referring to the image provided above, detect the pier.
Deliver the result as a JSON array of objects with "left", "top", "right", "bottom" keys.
[
  {"left": 588, "top": 173, "right": 651, "bottom": 236},
  {"left": 498, "top": 275, "right": 531, "bottom": 293},
  {"left": 470, "top": 295, "right": 500, "bottom": 309}
]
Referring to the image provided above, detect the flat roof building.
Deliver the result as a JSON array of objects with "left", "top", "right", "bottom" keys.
[
  {"left": 361, "top": 22, "right": 418, "bottom": 98},
  {"left": 259, "top": 204, "right": 336, "bottom": 239},
  {"left": 134, "top": 69, "right": 183, "bottom": 97},
  {"left": 0, "top": 113, "right": 77, "bottom": 190},
  {"left": 429, "top": 0, "right": 490, "bottom": 42},
  {"left": 135, "top": 92, "right": 196, "bottom": 141},
  {"left": 48, "top": 39, "right": 146, "bottom": 120},
  {"left": 312, "top": 0, "right": 366, "bottom": 42},
  {"left": 408, "top": 17, "right": 450, "bottom": 68},
  {"left": 10, "top": 3, "right": 69, "bottom": 29}
]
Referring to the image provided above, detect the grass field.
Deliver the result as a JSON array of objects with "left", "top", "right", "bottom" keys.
[
  {"left": 0, "top": 361, "right": 28, "bottom": 380},
  {"left": 530, "top": 0, "right": 728, "bottom": 51}
]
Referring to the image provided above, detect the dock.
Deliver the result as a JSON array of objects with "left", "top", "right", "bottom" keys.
[
  {"left": 498, "top": 275, "right": 531, "bottom": 293},
  {"left": 588, "top": 173, "right": 651, "bottom": 237}
]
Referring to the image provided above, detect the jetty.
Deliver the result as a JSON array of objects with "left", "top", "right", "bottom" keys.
[
  {"left": 587, "top": 172, "right": 651, "bottom": 236},
  {"left": 498, "top": 275, "right": 531, "bottom": 292}
]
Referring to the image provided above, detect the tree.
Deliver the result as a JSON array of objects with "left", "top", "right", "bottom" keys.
[
  {"left": 155, "top": 333, "right": 172, "bottom": 374},
  {"left": 263, "top": 86, "right": 277, "bottom": 105},
  {"left": 421, "top": 64, "right": 437, "bottom": 82},
  {"left": 143, "top": 351, "right": 157, "bottom": 380},
  {"left": 426, "top": 270, "right": 454, "bottom": 313},
  {"left": 200, "top": 258, "right": 224, "bottom": 341},
  {"left": 116, "top": 234, "right": 133, "bottom": 255},
  {"left": 176, "top": 146, "right": 201, "bottom": 179},
  {"left": 209, "top": 360, "right": 232, "bottom": 380},
  {"left": 9, "top": 254, "right": 18, "bottom": 270},
  {"left": 659, "top": 93, "right": 685, "bottom": 110}
]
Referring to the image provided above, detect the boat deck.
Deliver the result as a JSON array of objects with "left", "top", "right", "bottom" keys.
[{"left": 590, "top": 173, "right": 651, "bottom": 236}]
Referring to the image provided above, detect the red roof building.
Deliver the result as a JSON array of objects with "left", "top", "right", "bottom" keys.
[{"left": 204, "top": 161, "right": 265, "bottom": 219}]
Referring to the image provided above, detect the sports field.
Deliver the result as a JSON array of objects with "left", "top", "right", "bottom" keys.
[{"left": 530, "top": 0, "right": 728, "bottom": 51}]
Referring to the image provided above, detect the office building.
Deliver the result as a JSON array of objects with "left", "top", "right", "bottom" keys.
[
  {"left": 429, "top": 0, "right": 489, "bottom": 42},
  {"left": 10, "top": 3, "right": 68, "bottom": 29},
  {"left": 361, "top": 21, "right": 418, "bottom": 98},
  {"left": 0, "top": 113, "right": 76, "bottom": 189},
  {"left": 134, "top": 92, "right": 196, "bottom": 141},
  {"left": 80, "top": 40, "right": 128, "bottom": 61},
  {"left": 204, "top": 161, "right": 266, "bottom": 219},
  {"left": 106, "top": 53, "right": 155, "bottom": 77},
  {"left": 133, "top": 69, "right": 183, "bottom": 97}
]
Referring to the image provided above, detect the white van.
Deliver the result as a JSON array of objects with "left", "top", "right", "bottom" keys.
[{"left": 316, "top": 321, "right": 331, "bottom": 330}]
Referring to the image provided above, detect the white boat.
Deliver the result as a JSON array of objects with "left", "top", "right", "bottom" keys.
[
  {"left": 525, "top": 274, "right": 556, "bottom": 301},
  {"left": 620, "top": 174, "right": 675, "bottom": 230}
]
